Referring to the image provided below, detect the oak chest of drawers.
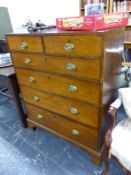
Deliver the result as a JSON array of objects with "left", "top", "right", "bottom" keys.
[{"left": 6, "top": 28, "right": 125, "bottom": 164}]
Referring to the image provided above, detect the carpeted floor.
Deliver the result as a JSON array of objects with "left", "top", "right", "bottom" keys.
[{"left": 0, "top": 94, "right": 125, "bottom": 175}]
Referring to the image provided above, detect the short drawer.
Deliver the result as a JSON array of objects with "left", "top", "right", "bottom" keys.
[
  {"left": 11, "top": 53, "right": 101, "bottom": 80},
  {"left": 20, "top": 85, "right": 99, "bottom": 128},
  {"left": 26, "top": 103, "right": 98, "bottom": 149},
  {"left": 6, "top": 36, "right": 43, "bottom": 52},
  {"left": 44, "top": 35, "right": 102, "bottom": 58},
  {"left": 16, "top": 68, "right": 100, "bottom": 105}
]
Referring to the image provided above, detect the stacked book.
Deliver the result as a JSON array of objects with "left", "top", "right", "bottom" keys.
[
  {"left": 0, "top": 53, "right": 12, "bottom": 67},
  {"left": 124, "top": 48, "right": 131, "bottom": 62},
  {"left": 125, "top": 30, "right": 131, "bottom": 42}
]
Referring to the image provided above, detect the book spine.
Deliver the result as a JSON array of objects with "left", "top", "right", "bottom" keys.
[
  {"left": 117, "top": 0, "right": 121, "bottom": 11},
  {"left": 129, "top": 0, "right": 131, "bottom": 11},
  {"left": 84, "top": 0, "right": 91, "bottom": 4},
  {"left": 123, "top": 0, "right": 128, "bottom": 11},
  {"left": 121, "top": 0, "right": 123, "bottom": 11},
  {"left": 113, "top": 0, "right": 117, "bottom": 12},
  {"left": 127, "top": 0, "right": 130, "bottom": 11},
  {"left": 128, "top": 14, "right": 131, "bottom": 24},
  {"left": 93, "top": 0, "right": 99, "bottom": 3}
]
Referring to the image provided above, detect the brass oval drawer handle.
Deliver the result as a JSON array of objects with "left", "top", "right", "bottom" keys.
[
  {"left": 68, "top": 85, "right": 77, "bottom": 92},
  {"left": 32, "top": 96, "right": 39, "bottom": 101},
  {"left": 37, "top": 114, "right": 43, "bottom": 119},
  {"left": 65, "top": 63, "right": 77, "bottom": 71},
  {"left": 71, "top": 129, "right": 79, "bottom": 136},
  {"left": 69, "top": 107, "right": 79, "bottom": 115},
  {"left": 64, "top": 43, "right": 74, "bottom": 52},
  {"left": 20, "top": 42, "right": 28, "bottom": 50},
  {"left": 28, "top": 76, "right": 36, "bottom": 83},
  {"left": 24, "top": 58, "right": 31, "bottom": 64}
]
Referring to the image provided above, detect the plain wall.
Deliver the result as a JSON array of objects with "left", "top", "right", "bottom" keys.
[{"left": 0, "top": 0, "right": 80, "bottom": 30}]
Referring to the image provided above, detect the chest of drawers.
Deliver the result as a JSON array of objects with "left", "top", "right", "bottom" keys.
[{"left": 6, "top": 28, "right": 125, "bottom": 164}]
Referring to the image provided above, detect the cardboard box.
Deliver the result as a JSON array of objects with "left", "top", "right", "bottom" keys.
[
  {"left": 95, "top": 12, "right": 128, "bottom": 31},
  {"left": 56, "top": 16, "right": 95, "bottom": 31},
  {"left": 56, "top": 12, "right": 128, "bottom": 31}
]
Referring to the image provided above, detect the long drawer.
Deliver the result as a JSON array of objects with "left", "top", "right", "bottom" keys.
[
  {"left": 7, "top": 36, "right": 43, "bottom": 52},
  {"left": 20, "top": 85, "right": 99, "bottom": 128},
  {"left": 16, "top": 68, "right": 100, "bottom": 105},
  {"left": 11, "top": 53, "right": 101, "bottom": 80},
  {"left": 26, "top": 103, "right": 98, "bottom": 149},
  {"left": 44, "top": 35, "right": 102, "bottom": 57}
]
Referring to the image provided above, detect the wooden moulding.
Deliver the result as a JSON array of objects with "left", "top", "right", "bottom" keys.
[
  {"left": 27, "top": 119, "right": 102, "bottom": 166},
  {"left": 122, "top": 62, "right": 131, "bottom": 67}
]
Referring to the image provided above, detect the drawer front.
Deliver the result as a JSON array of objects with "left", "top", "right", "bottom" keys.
[
  {"left": 7, "top": 36, "right": 43, "bottom": 52},
  {"left": 11, "top": 53, "right": 101, "bottom": 80},
  {"left": 44, "top": 36, "right": 102, "bottom": 57},
  {"left": 26, "top": 103, "right": 98, "bottom": 149},
  {"left": 16, "top": 68, "right": 100, "bottom": 105},
  {"left": 20, "top": 86, "right": 99, "bottom": 128}
]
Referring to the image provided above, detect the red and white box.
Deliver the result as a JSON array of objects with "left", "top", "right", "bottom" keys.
[
  {"left": 56, "top": 12, "right": 129, "bottom": 31},
  {"left": 95, "top": 12, "right": 128, "bottom": 31},
  {"left": 56, "top": 16, "right": 95, "bottom": 31}
]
